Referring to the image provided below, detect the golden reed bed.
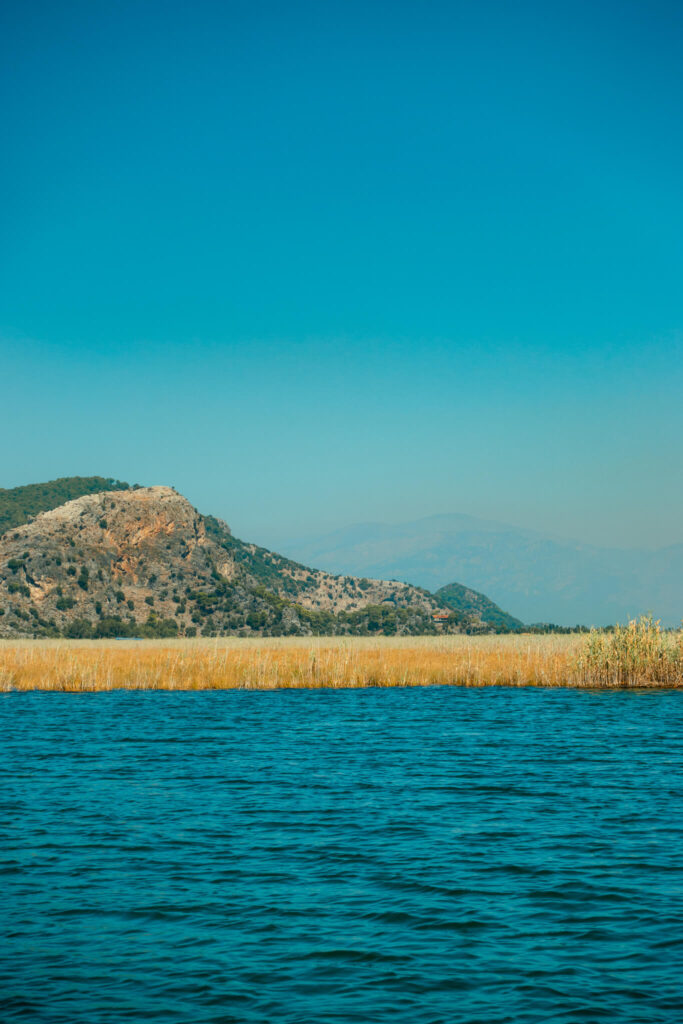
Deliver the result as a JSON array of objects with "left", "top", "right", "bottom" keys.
[{"left": 1, "top": 622, "right": 681, "bottom": 691}]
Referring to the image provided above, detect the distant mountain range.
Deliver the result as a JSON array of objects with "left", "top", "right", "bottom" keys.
[
  {"left": 0, "top": 478, "right": 519, "bottom": 638},
  {"left": 270, "top": 514, "right": 683, "bottom": 627}
]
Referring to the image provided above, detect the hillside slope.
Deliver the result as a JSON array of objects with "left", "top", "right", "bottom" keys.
[{"left": 0, "top": 486, "right": 462, "bottom": 638}]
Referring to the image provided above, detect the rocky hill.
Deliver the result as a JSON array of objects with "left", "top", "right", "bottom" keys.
[
  {"left": 435, "top": 582, "right": 524, "bottom": 632},
  {"left": 0, "top": 484, "right": 485, "bottom": 638}
]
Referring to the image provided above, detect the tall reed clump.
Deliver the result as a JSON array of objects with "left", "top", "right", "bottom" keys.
[{"left": 576, "top": 616, "right": 683, "bottom": 687}]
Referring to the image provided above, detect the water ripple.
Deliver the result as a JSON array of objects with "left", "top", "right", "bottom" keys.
[{"left": 1, "top": 686, "right": 682, "bottom": 1023}]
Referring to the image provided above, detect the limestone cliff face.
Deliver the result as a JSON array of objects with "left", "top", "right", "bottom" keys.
[{"left": 0, "top": 486, "right": 442, "bottom": 637}]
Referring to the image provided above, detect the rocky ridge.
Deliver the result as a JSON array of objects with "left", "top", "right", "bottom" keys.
[{"left": 0, "top": 486, "right": 457, "bottom": 637}]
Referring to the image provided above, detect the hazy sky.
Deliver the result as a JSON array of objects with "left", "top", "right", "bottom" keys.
[{"left": 2, "top": 0, "right": 682, "bottom": 550}]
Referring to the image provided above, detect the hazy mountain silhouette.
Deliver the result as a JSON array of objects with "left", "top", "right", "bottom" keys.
[{"left": 273, "top": 514, "right": 683, "bottom": 627}]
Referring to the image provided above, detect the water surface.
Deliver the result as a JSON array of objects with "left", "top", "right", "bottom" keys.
[{"left": 2, "top": 686, "right": 682, "bottom": 1022}]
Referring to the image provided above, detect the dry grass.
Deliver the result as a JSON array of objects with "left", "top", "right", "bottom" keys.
[
  {"left": 1, "top": 621, "right": 680, "bottom": 693},
  {"left": 0, "top": 626, "right": 678, "bottom": 692}
]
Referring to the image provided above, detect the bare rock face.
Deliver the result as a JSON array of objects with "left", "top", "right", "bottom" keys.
[
  {"left": 0, "top": 487, "right": 218, "bottom": 636},
  {"left": 0, "top": 485, "right": 445, "bottom": 637}
]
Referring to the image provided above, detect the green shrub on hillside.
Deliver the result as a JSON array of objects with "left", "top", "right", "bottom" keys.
[{"left": 7, "top": 582, "right": 30, "bottom": 596}]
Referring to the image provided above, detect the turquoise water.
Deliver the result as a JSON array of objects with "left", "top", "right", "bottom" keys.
[{"left": 2, "top": 686, "right": 682, "bottom": 1023}]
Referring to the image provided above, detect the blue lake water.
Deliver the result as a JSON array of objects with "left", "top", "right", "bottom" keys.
[{"left": 2, "top": 686, "right": 682, "bottom": 1023}]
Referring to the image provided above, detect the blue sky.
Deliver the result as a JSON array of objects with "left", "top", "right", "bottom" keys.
[{"left": 1, "top": 0, "right": 682, "bottom": 549}]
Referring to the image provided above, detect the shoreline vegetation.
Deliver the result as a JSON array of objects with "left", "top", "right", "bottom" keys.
[{"left": 1, "top": 618, "right": 681, "bottom": 692}]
